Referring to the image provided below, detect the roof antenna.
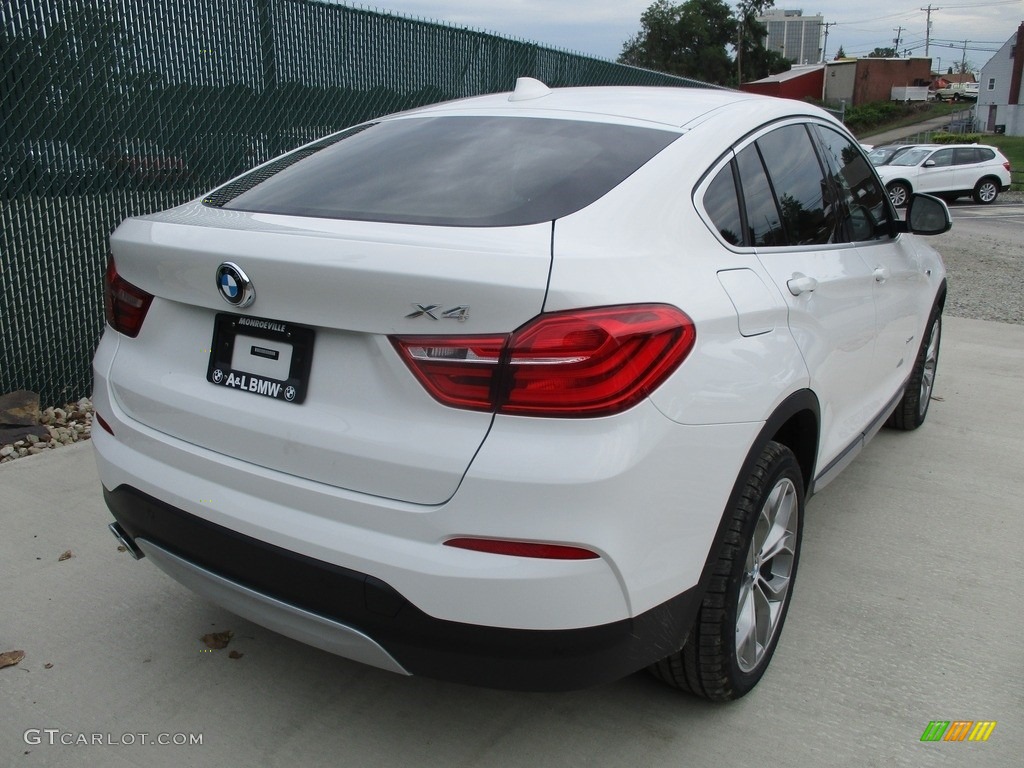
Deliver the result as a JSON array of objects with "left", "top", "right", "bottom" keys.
[{"left": 509, "top": 77, "right": 552, "bottom": 102}]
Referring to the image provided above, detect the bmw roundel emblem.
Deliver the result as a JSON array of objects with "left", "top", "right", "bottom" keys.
[{"left": 216, "top": 262, "right": 255, "bottom": 308}]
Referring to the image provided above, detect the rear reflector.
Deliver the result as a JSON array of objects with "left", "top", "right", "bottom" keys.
[
  {"left": 392, "top": 304, "right": 695, "bottom": 417},
  {"left": 94, "top": 411, "right": 115, "bottom": 436},
  {"left": 444, "top": 538, "right": 599, "bottom": 560},
  {"left": 104, "top": 258, "right": 153, "bottom": 338}
]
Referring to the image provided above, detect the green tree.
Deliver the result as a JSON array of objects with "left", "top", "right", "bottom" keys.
[
  {"left": 834, "top": 45, "right": 847, "bottom": 60},
  {"left": 733, "top": 0, "right": 786, "bottom": 85},
  {"left": 618, "top": 0, "right": 736, "bottom": 85},
  {"left": 736, "top": 1, "right": 789, "bottom": 83},
  {"left": 868, "top": 47, "right": 897, "bottom": 58}
]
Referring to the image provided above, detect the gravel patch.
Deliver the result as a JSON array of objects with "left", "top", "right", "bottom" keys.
[
  {"left": 932, "top": 194, "right": 1024, "bottom": 326},
  {"left": 0, "top": 397, "right": 93, "bottom": 465}
]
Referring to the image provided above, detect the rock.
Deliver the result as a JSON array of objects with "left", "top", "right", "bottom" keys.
[
  {"left": 0, "top": 390, "right": 40, "bottom": 426},
  {"left": 26, "top": 434, "right": 39, "bottom": 445},
  {"left": 0, "top": 445, "right": 13, "bottom": 457}
]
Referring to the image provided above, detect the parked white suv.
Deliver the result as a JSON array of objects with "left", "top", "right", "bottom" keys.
[
  {"left": 94, "top": 81, "right": 950, "bottom": 700},
  {"left": 876, "top": 143, "right": 1011, "bottom": 205}
]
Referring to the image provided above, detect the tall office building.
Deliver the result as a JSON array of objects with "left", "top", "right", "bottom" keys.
[{"left": 759, "top": 9, "right": 824, "bottom": 65}]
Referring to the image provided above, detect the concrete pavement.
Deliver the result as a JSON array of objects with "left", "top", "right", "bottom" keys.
[
  {"left": 2, "top": 316, "right": 1022, "bottom": 767},
  {"left": 861, "top": 113, "right": 963, "bottom": 146}
]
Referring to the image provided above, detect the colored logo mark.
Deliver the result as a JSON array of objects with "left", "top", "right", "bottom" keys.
[
  {"left": 219, "top": 273, "right": 239, "bottom": 298},
  {"left": 920, "top": 721, "right": 997, "bottom": 742}
]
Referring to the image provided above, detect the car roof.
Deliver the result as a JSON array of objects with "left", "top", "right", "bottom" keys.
[{"left": 389, "top": 79, "right": 839, "bottom": 132}]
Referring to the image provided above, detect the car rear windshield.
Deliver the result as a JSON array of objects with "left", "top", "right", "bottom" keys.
[{"left": 214, "top": 116, "right": 679, "bottom": 227}]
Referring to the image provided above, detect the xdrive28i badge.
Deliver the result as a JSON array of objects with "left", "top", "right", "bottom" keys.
[{"left": 216, "top": 262, "right": 255, "bottom": 308}]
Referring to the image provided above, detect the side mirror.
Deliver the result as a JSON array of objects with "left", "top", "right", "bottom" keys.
[
  {"left": 923, "top": 160, "right": 936, "bottom": 167},
  {"left": 902, "top": 193, "right": 952, "bottom": 236}
]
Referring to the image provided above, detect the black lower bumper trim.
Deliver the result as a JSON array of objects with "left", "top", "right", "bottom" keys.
[{"left": 103, "top": 485, "right": 701, "bottom": 691}]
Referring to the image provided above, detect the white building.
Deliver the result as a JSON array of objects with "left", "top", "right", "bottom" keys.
[
  {"left": 978, "top": 23, "right": 1024, "bottom": 136},
  {"left": 758, "top": 9, "right": 824, "bottom": 65}
]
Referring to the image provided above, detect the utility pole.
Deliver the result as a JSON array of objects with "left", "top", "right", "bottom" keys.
[
  {"left": 822, "top": 21, "right": 836, "bottom": 62},
  {"left": 921, "top": 5, "right": 940, "bottom": 57},
  {"left": 959, "top": 39, "right": 969, "bottom": 74},
  {"left": 893, "top": 26, "right": 905, "bottom": 56}
]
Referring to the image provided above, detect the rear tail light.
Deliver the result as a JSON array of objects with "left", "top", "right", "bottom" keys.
[
  {"left": 104, "top": 258, "right": 153, "bottom": 338},
  {"left": 392, "top": 304, "right": 695, "bottom": 417},
  {"left": 1004, "top": 161, "right": 1012, "bottom": 173}
]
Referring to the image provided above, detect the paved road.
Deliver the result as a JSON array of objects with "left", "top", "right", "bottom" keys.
[
  {"left": 2, "top": 317, "right": 1022, "bottom": 768},
  {"left": 946, "top": 199, "right": 1024, "bottom": 230},
  {"left": 860, "top": 114, "right": 964, "bottom": 146}
]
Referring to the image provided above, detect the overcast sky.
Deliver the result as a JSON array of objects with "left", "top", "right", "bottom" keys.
[{"left": 361, "top": 0, "right": 1023, "bottom": 73}]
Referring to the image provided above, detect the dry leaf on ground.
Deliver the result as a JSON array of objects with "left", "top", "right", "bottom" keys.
[
  {"left": 0, "top": 650, "right": 26, "bottom": 669},
  {"left": 228, "top": 650, "right": 244, "bottom": 660},
  {"left": 200, "top": 631, "right": 233, "bottom": 650},
  {"left": 58, "top": 550, "right": 73, "bottom": 562}
]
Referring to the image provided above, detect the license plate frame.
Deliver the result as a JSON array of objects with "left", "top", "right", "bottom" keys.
[{"left": 206, "top": 314, "right": 315, "bottom": 404}]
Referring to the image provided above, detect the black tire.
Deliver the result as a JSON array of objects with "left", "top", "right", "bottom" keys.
[
  {"left": 887, "top": 181, "right": 911, "bottom": 208},
  {"left": 649, "top": 441, "right": 804, "bottom": 701},
  {"left": 887, "top": 309, "right": 941, "bottom": 430},
  {"left": 973, "top": 177, "right": 1000, "bottom": 205}
]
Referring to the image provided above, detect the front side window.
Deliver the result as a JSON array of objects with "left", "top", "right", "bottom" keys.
[
  {"left": 928, "top": 149, "right": 954, "bottom": 167},
  {"left": 812, "top": 125, "right": 893, "bottom": 242}
]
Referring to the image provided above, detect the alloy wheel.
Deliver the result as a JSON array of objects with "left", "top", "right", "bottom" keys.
[{"left": 735, "top": 476, "right": 799, "bottom": 673}]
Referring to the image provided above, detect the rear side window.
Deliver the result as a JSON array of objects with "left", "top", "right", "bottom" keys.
[
  {"left": 703, "top": 164, "right": 744, "bottom": 245},
  {"left": 214, "top": 116, "right": 679, "bottom": 227},
  {"left": 736, "top": 145, "right": 784, "bottom": 246},
  {"left": 755, "top": 125, "right": 835, "bottom": 245}
]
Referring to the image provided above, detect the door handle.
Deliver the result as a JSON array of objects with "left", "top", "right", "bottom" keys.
[
  {"left": 873, "top": 267, "right": 890, "bottom": 283},
  {"left": 787, "top": 274, "right": 818, "bottom": 296}
]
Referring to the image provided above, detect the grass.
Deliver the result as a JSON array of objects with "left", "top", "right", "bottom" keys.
[
  {"left": 980, "top": 135, "right": 1024, "bottom": 190},
  {"left": 847, "top": 101, "right": 961, "bottom": 138}
]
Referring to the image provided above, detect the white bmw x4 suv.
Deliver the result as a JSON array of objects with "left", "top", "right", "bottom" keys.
[{"left": 94, "top": 80, "right": 950, "bottom": 700}]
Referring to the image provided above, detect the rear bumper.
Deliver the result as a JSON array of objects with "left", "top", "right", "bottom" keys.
[{"left": 104, "top": 485, "right": 701, "bottom": 691}]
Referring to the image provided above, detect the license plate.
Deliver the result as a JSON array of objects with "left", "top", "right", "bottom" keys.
[{"left": 206, "top": 314, "right": 314, "bottom": 404}]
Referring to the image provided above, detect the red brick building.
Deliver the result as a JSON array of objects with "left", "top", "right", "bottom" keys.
[{"left": 740, "top": 65, "right": 825, "bottom": 101}]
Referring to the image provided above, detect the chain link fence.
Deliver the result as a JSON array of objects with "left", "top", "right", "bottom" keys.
[{"left": 1, "top": 0, "right": 711, "bottom": 406}]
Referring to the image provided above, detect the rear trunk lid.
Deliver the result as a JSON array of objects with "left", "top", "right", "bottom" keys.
[{"left": 107, "top": 203, "right": 552, "bottom": 504}]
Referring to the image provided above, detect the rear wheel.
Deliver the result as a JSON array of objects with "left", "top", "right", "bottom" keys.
[
  {"left": 650, "top": 441, "right": 803, "bottom": 700},
  {"left": 888, "top": 309, "right": 941, "bottom": 430},
  {"left": 887, "top": 181, "right": 910, "bottom": 208},
  {"left": 973, "top": 178, "right": 1000, "bottom": 204}
]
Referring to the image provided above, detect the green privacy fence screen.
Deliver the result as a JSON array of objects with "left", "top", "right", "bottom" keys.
[{"left": 1, "top": 0, "right": 713, "bottom": 405}]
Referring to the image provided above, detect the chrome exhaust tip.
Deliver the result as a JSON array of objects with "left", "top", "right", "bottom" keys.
[{"left": 108, "top": 522, "right": 145, "bottom": 560}]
